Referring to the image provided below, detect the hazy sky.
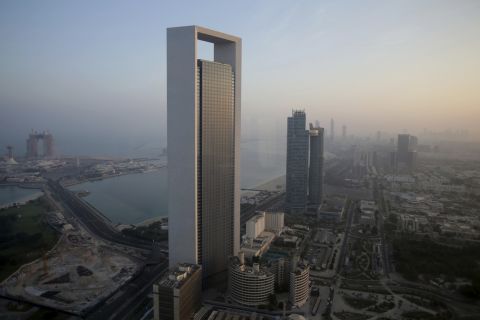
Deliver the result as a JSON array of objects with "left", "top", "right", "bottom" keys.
[{"left": 1, "top": 0, "right": 480, "bottom": 155}]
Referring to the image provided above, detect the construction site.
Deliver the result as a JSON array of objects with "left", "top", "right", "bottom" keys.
[{"left": 0, "top": 224, "right": 142, "bottom": 316}]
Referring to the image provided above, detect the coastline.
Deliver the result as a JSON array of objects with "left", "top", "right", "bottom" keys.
[
  {"left": 249, "top": 174, "right": 286, "bottom": 192},
  {"left": 135, "top": 216, "right": 167, "bottom": 227},
  {"left": 135, "top": 174, "right": 286, "bottom": 227},
  {"left": 0, "top": 185, "right": 44, "bottom": 209},
  {"left": 68, "top": 170, "right": 168, "bottom": 227},
  {"left": 0, "top": 183, "right": 43, "bottom": 189},
  {"left": 63, "top": 166, "right": 165, "bottom": 188},
  {"left": 62, "top": 168, "right": 285, "bottom": 228}
]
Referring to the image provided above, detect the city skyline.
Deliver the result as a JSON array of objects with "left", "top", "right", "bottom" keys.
[
  {"left": 1, "top": 3, "right": 480, "bottom": 318},
  {"left": 1, "top": 0, "right": 480, "bottom": 156}
]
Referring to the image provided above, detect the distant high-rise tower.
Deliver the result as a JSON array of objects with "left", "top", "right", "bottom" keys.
[
  {"left": 308, "top": 124, "right": 324, "bottom": 207},
  {"left": 43, "top": 132, "right": 54, "bottom": 158},
  {"left": 6, "top": 145, "right": 13, "bottom": 160},
  {"left": 342, "top": 125, "right": 346, "bottom": 140},
  {"left": 26, "top": 132, "right": 38, "bottom": 158},
  {"left": 26, "top": 130, "right": 54, "bottom": 158},
  {"left": 167, "top": 26, "right": 241, "bottom": 285},
  {"left": 5, "top": 146, "right": 17, "bottom": 165},
  {"left": 397, "top": 134, "right": 418, "bottom": 171},
  {"left": 330, "top": 118, "right": 335, "bottom": 142},
  {"left": 397, "top": 134, "right": 411, "bottom": 163},
  {"left": 409, "top": 135, "right": 418, "bottom": 150},
  {"left": 286, "top": 110, "right": 309, "bottom": 214}
]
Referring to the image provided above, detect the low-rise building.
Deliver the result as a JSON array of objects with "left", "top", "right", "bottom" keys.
[
  {"left": 318, "top": 197, "right": 346, "bottom": 223},
  {"left": 267, "top": 257, "right": 288, "bottom": 290},
  {"left": 246, "top": 213, "right": 265, "bottom": 239},
  {"left": 399, "top": 214, "right": 428, "bottom": 233},
  {"left": 289, "top": 258, "right": 310, "bottom": 308},
  {"left": 264, "top": 211, "right": 284, "bottom": 234},
  {"left": 241, "top": 230, "right": 275, "bottom": 259},
  {"left": 229, "top": 252, "right": 275, "bottom": 307},
  {"left": 242, "top": 212, "right": 285, "bottom": 259},
  {"left": 153, "top": 264, "right": 202, "bottom": 320}
]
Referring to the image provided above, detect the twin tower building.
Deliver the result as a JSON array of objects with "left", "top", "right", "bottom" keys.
[{"left": 286, "top": 110, "right": 325, "bottom": 214}]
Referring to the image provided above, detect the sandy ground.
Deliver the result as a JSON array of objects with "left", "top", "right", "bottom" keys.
[{"left": 0, "top": 228, "right": 140, "bottom": 315}]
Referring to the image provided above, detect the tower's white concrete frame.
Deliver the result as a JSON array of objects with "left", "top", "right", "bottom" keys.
[{"left": 167, "top": 26, "right": 241, "bottom": 268}]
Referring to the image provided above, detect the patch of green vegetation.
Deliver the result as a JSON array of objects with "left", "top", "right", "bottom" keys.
[
  {"left": 393, "top": 236, "right": 480, "bottom": 298},
  {"left": 6, "top": 301, "right": 33, "bottom": 312},
  {"left": 367, "top": 300, "right": 395, "bottom": 313},
  {"left": 401, "top": 311, "right": 437, "bottom": 320},
  {"left": 334, "top": 311, "right": 370, "bottom": 320},
  {"left": 0, "top": 197, "right": 59, "bottom": 281},
  {"left": 343, "top": 295, "right": 377, "bottom": 309},
  {"left": 121, "top": 221, "right": 167, "bottom": 242},
  {"left": 402, "top": 295, "right": 447, "bottom": 311},
  {"left": 383, "top": 214, "right": 398, "bottom": 238}
]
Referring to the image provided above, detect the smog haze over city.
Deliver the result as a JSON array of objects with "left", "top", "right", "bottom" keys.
[
  {"left": 1, "top": 0, "right": 480, "bottom": 156},
  {"left": 1, "top": 1, "right": 480, "bottom": 320}
]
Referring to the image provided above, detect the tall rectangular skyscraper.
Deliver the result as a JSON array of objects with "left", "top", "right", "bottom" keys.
[
  {"left": 330, "top": 118, "right": 335, "bottom": 142},
  {"left": 167, "top": 26, "right": 241, "bottom": 284},
  {"left": 309, "top": 124, "right": 324, "bottom": 207},
  {"left": 397, "top": 133, "right": 419, "bottom": 171},
  {"left": 286, "top": 110, "right": 309, "bottom": 214},
  {"left": 397, "top": 134, "right": 411, "bottom": 163}
]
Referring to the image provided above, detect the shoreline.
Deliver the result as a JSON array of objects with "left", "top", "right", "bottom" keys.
[
  {"left": 0, "top": 186, "right": 44, "bottom": 209},
  {"left": 134, "top": 216, "right": 167, "bottom": 227},
  {"left": 64, "top": 166, "right": 165, "bottom": 188},
  {"left": 134, "top": 174, "right": 286, "bottom": 227},
  {"left": 65, "top": 165, "right": 282, "bottom": 191},
  {"left": 249, "top": 174, "right": 286, "bottom": 191},
  {"left": 63, "top": 169, "right": 285, "bottom": 227},
  {"left": 0, "top": 183, "right": 43, "bottom": 189}
]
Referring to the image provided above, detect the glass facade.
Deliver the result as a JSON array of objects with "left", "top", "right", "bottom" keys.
[
  {"left": 197, "top": 59, "right": 235, "bottom": 279},
  {"left": 286, "top": 110, "right": 309, "bottom": 213},
  {"left": 397, "top": 134, "right": 411, "bottom": 163},
  {"left": 309, "top": 127, "right": 324, "bottom": 206}
]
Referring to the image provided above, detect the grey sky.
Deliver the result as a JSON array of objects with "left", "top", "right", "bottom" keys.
[{"left": 1, "top": 0, "right": 479, "bottom": 156}]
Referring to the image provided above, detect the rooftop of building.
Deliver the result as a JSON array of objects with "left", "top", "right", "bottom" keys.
[
  {"left": 291, "top": 109, "right": 305, "bottom": 117},
  {"left": 242, "top": 230, "right": 275, "bottom": 249},
  {"left": 230, "top": 257, "right": 272, "bottom": 278},
  {"left": 157, "top": 263, "right": 200, "bottom": 289},
  {"left": 247, "top": 212, "right": 265, "bottom": 223}
]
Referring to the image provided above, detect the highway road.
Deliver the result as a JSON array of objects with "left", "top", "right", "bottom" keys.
[
  {"left": 46, "top": 179, "right": 169, "bottom": 319},
  {"left": 373, "top": 178, "right": 391, "bottom": 277},
  {"left": 342, "top": 279, "right": 480, "bottom": 318},
  {"left": 47, "top": 179, "right": 153, "bottom": 251},
  {"left": 336, "top": 199, "right": 354, "bottom": 274}
]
